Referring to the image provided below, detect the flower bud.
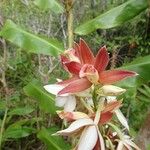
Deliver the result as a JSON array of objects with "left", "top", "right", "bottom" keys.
[
  {"left": 56, "top": 111, "right": 89, "bottom": 121},
  {"left": 64, "top": 48, "right": 80, "bottom": 63},
  {"left": 100, "top": 85, "right": 126, "bottom": 96}
]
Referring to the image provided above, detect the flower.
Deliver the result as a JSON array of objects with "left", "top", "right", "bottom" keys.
[
  {"left": 54, "top": 115, "right": 104, "bottom": 150},
  {"left": 116, "top": 133, "right": 141, "bottom": 150},
  {"left": 44, "top": 83, "right": 91, "bottom": 111},
  {"left": 107, "top": 123, "right": 140, "bottom": 150},
  {"left": 53, "top": 101, "right": 122, "bottom": 150},
  {"left": 44, "top": 84, "right": 76, "bottom": 112},
  {"left": 57, "top": 39, "right": 137, "bottom": 95}
]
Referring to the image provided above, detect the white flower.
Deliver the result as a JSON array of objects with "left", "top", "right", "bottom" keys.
[
  {"left": 108, "top": 123, "right": 140, "bottom": 150},
  {"left": 44, "top": 84, "right": 76, "bottom": 112},
  {"left": 54, "top": 108, "right": 105, "bottom": 150},
  {"left": 44, "top": 84, "right": 91, "bottom": 112},
  {"left": 117, "top": 134, "right": 141, "bottom": 150}
]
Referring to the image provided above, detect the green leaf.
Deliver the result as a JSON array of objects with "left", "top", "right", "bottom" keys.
[
  {"left": 4, "top": 126, "right": 35, "bottom": 139},
  {"left": 116, "top": 55, "right": 150, "bottom": 101},
  {"left": 0, "top": 20, "right": 64, "bottom": 56},
  {"left": 138, "top": 87, "right": 150, "bottom": 98},
  {"left": 8, "top": 107, "right": 34, "bottom": 116},
  {"left": 3, "top": 118, "right": 37, "bottom": 140},
  {"left": 37, "top": 127, "right": 71, "bottom": 150},
  {"left": 34, "top": 0, "right": 64, "bottom": 13},
  {"left": 75, "top": 0, "right": 148, "bottom": 35},
  {"left": 118, "top": 55, "right": 150, "bottom": 88},
  {"left": 23, "top": 79, "right": 56, "bottom": 114},
  {"left": 6, "top": 118, "right": 42, "bottom": 128}
]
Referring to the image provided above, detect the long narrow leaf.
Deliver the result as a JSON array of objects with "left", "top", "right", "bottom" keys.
[
  {"left": 0, "top": 20, "right": 64, "bottom": 56},
  {"left": 75, "top": 0, "right": 148, "bottom": 35}
]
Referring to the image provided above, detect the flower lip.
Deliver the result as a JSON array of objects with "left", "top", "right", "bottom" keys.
[{"left": 79, "top": 64, "right": 99, "bottom": 84}]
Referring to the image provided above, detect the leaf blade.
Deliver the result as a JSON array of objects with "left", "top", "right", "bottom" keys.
[
  {"left": 34, "top": 0, "right": 64, "bottom": 13},
  {"left": 75, "top": 0, "right": 148, "bottom": 35},
  {"left": 37, "top": 127, "right": 71, "bottom": 150},
  {"left": 23, "top": 79, "right": 56, "bottom": 114},
  {"left": 0, "top": 20, "right": 64, "bottom": 56}
]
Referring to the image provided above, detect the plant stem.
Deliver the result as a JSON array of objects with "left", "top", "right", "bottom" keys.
[
  {"left": 0, "top": 33, "right": 9, "bottom": 149},
  {"left": 65, "top": 0, "right": 74, "bottom": 48},
  {"left": 92, "top": 87, "right": 98, "bottom": 112},
  {"left": 0, "top": 108, "right": 8, "bottom": 149}
]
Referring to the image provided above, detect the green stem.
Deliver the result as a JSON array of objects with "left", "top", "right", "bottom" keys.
[
  {"left": 92, "top": 87, "right": 98, "bottom": 112},
  {"left": 0, "top": 107, "right": 8, "bottom": 149},
  {"left": 66, "top": 0, "right": 74, "bottom": 48},
  {"left": 0, "top": 38, "right": 8, "bottom": 150}
]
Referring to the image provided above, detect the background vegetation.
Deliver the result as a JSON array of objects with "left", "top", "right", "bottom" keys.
[{"left": 0, "top": 0, "right": 150, "bottom": 149}]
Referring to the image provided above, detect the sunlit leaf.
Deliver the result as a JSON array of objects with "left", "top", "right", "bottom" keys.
[
  {"left": 34, "top": 0, "right": 64, "bottom": 13},
  {"left": 0, "top": 20, "right": 64, "bottom": 56},
  {"left": 37, "top": 127, "right": 71, "bottom": 150},
  {"left": 23, "top": 79, "right": 56, "bottom": 114},
  {"left": 75, "top": 0, "right": 148, "bottom": 35}
]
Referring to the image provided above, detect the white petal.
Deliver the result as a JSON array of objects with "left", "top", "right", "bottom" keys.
[
  {"left": 44, "top": 84, "right": 64, "bottom": 95},
  {"left": 78, "top": 126, "right": 98, "bottom": 150},
  {"left": 124, "top": 139, "right": 141, "bottom": 150},
  {"left": 86, "top": 97, "right": 93, "bottom": 106},
  {"left": 71, "top": 112, "right": 89, "bottom": 120},
  {"left": 64, "top": 96, "right": 76, "bottom": 112},
  {"left": 55, "top": 96, "right": 68, "bottom": 107},
  {"left": 56, "top": 111, "right": 89, "bottom": 120},
  {"left": 115, "top": 109, "right": 129, "bottom": 130},
  {"left": 96, "top": 126, "right": 105, "bottom": 150},
  {"left": 55, "top": 118, "right": 94, "bottom": 136},
  {"left": 112, "top": 132, "right": 117, "bottom": 137},
  {"left": 123, "top": 135, "right": 130, "bottom": 139},
  {"left": 106, "top": 96, "right": 116, "bottom": 102},
  {"left": 123, "top": 142, "right": 133, "bottom": 150},
  {"left": 117, "top": 141, "right": 124, "bottom": 150},
  {"left": 56, "top": 78, "right": 62, "bottom": 82},
  {"left": 76, "top": 88, "right": 91, "bottom": 97}
]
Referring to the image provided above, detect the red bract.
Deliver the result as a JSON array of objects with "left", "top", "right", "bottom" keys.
[
  {"left": 58, "top": 39, "right": 137, "bottom": 95},
  {"left": 99, "top": 101, "right": 122, "bottom": 125}
]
